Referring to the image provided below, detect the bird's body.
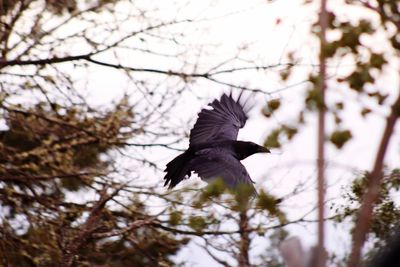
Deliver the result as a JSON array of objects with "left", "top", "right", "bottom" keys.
[{"left": 163, "top": 93, "right": 270, "bottom": 193}]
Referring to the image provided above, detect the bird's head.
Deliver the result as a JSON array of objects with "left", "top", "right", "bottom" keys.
[{"left": 235, "top": 141, "right": 270, "bottom": 160}]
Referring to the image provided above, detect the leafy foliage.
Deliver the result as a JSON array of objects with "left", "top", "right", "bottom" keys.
[
  {"left": 329, "top": 129, "right": 352, "bottom": 149},
  {"left": 262, "top": 99, "right": 281, "bottom": 118},
  {"left": 332, "top": 169, "right": 400, "bottom": 262},
  {"left": 264, "top": 124, "right": 298, "bottom": 149},
  {"left": 0, "top": 100, "right": 189, "bottom": 266}
]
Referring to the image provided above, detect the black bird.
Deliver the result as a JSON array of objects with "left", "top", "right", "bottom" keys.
[{"left": 163, "top": 92, "right": 270, "bottom": 193}]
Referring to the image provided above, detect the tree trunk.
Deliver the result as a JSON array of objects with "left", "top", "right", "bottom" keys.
[
  {"left": 348, "top": 93, "right": 400, "bottom": 267},
  {"left": 317, "top": 0, "right": 328, "bottom": 266},
  {"left": 238, "top": 210, "right": 250, "bottom": 267}
]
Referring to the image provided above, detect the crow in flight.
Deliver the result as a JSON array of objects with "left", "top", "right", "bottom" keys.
[{"left": 163, "top": 92, "right": 270, "bottom": 194}]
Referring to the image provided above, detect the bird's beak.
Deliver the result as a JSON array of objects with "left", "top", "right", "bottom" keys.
[{"left": 258, "top": 146, "right": 271, "bottom": 153}]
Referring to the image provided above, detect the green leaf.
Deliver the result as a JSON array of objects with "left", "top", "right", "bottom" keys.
[
  {"left": 330, "top": 129, "right": 352, "bottom": 149},
  {"left": 264, "top": 129, "right": 281, "bottom": 148},
  {"left": 347, "top": 67, "right": 374, "bottom": 92},
  {"left": 305, "top": 87, "right": 324, "bottom": 110},
  {"left": 370, "top": 53, "right": 386, "bottom": 69},
  {"left": 169, "top": 211, "right": 182, "bottom": 226},
  {"left": 322, "top": 42, "right": 337, "bottom": 58},
  {"left": 232, "top": 183, "right": 254, "bottom": 211},
  {"left": 262, "top": 99, "right": 281, "bottom": 117},
  {"left": 257, "top": 190, "right": 280, "bottom": 215},
  {"left": 188, "top": 216, "right": 206, "bottom": 232},
  {"left": 335, "top": 102, "right": 344, "bottom": 110},
  {"left": 282, "top": 125, "right": 298, "bottom": 140},
  {"left": 361, "top": 107, "right": 371, "bottom": 117}
]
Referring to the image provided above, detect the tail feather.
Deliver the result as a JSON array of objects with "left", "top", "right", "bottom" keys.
[{"left": 164, "top": 152, "right": 190, "bottom": 189}]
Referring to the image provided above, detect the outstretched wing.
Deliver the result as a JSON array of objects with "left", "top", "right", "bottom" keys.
[
  {"left": 189, "top": 93, "right": 249, "bottom": 146},
  {"left": 189, "top": 148, "right": 256, "bottom": 192}
]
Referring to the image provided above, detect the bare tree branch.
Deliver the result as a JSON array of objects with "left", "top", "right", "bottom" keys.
[
  {"left": 93, "top": 218, "right": 156, "bottom": 238},
  {"left": 316, "top": 0, "right": 328, "bottom": 267}
]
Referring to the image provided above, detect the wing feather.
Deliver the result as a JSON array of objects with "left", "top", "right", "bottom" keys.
[{"left": 189, "top": 93, "right": 249, "bottom": 145}]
